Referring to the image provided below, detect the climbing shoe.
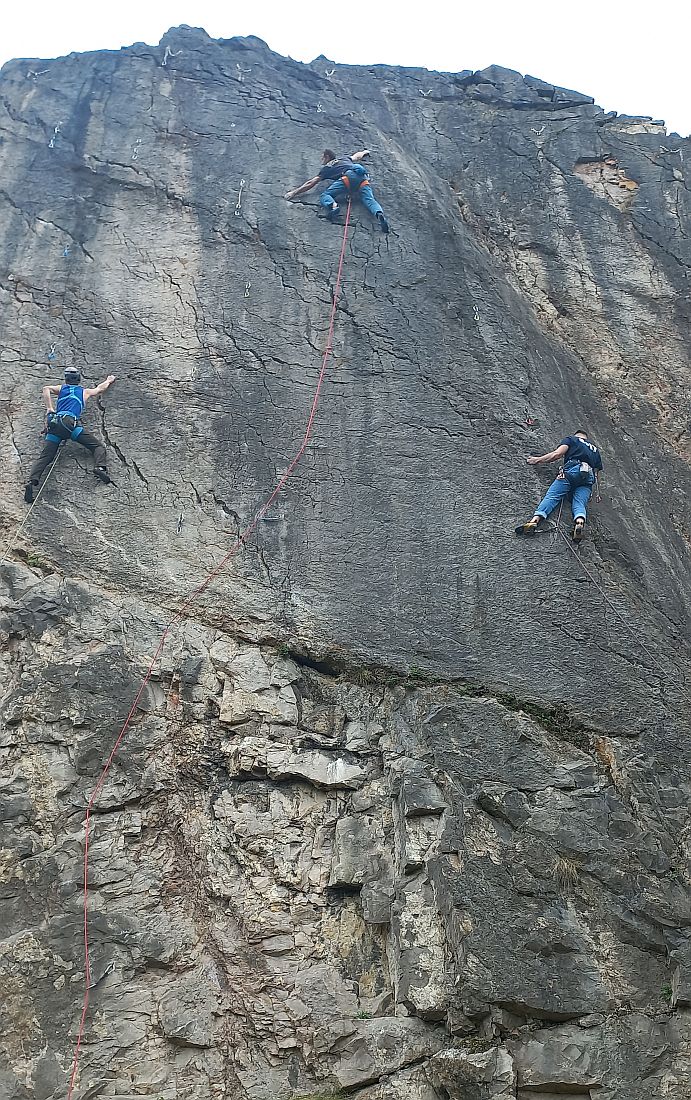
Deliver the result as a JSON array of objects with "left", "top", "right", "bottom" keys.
[
  {"left": 573, "top": 518, "right": 586, "bottom": 542},
  {"left": 515, "top": 517, "right": 541, "bottom": 536},
  {"left": 377, "top": 212, "right": 389, "bottom": 234},
  {"left": 24, "top": 482, "right": 36, "bottom": 504},
  {"left": 327, "top": 203, "right": 341, "bottom": 223},
  {"left": 94, "top": 467, "right": 112, "bottom": 485}
]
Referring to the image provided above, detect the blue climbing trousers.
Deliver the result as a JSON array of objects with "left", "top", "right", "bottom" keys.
[
  {"left": 319, "top": 165, "right": 384, "bottom": 219},
  {"left": 535, "top": 470, "right": 594, "bottom": 522}
]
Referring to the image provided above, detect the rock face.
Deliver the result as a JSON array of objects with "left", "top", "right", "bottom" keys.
[{"left": 1, "top": 27, "right": 690, "bottom": 1100}]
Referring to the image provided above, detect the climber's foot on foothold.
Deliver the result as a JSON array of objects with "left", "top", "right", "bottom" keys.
[
  {"left": 24, "top": 482, "right": 36, "bottom": 504},
  {"left": 573, "top": 518, "right": 586, "bottom": 542},
  {"left": 327, "top": 204, "right": 341, "bottom": 223},
  {"left": 94, "top": 467, "right": 112, "bottom": 485},
  {"left": 515, "top": 517, "right": 541, "bottom": 536},
  {"left": 377, "top": 212, "right": 389, "bottom": 233}
]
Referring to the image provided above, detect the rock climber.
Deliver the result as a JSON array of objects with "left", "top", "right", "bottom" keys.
[
  {"left": 24, "top": 368, "right": 116, "bottom": 503},
  {"left": 516, "top": 430, "right": 603, "bottom": 542},
  {"left": 284, "top": 148, "right": 390, "bottom": 233}
]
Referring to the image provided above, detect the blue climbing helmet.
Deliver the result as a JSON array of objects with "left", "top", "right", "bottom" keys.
[{"left": 64, "top": 368, "right": 82, "bottom": 385}]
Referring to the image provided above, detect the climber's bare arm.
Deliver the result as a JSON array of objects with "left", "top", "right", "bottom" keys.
[
  {"left": 83, "top": 375, "right": 116, "bottom": 402},
  {"left": 42, "top": 385, "right": 60, "bottom": 411},
  {"left": 284, "top": 176, "right": 321, "bottom": 200},
  {"left": 526, "top": 444, "right": 568, "bottom": 466}
]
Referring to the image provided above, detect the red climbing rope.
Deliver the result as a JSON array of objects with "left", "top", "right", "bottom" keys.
[{"left": 65, "top": 200, "right": 353, "bottom": 1100}]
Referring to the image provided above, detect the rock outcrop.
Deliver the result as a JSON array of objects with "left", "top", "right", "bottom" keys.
[{"left": 1, "top": 26, "right": 690, "bottom": 1100}]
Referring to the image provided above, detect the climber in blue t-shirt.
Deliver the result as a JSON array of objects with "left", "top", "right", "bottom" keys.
[
  {"left": 24, "top": 368, "right": 116, "bottom": 503},
  {"left": 516, "top": 430, "right": 604, "bottom": 542},
  {"left": 284, "top": 147, "right": 390, "bottom": 233}
]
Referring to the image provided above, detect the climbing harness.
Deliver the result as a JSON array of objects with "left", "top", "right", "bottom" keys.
[
  {"left": 44, "top": 412, "right": 84, "bottom": 442},
  {"left": 340, "top": 166, "right": 370, "bottom": 192},
  {"left": 0, "top": 448, "right": 62, "bottom": 565},
  {"left": 65, "top": 201, "right": 353, "bottom": 1100},
  {"left": 563, "top": 459, "right": 595, "bottom": 488}
]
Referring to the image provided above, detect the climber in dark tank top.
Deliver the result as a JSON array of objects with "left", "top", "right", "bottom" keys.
[{"left": 516, "top": 430, "right": 604, "bottom": 542}]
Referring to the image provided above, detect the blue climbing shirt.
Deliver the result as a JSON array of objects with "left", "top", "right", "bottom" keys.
[
  {"left": 560, "top": 435, "right": 603, "bottom": 471},
  {"left": 55, "top": 385, "right": 85, "bottom": 419},
  {"left": 319, "top": 156, "right": 358, "bottom": 181}
]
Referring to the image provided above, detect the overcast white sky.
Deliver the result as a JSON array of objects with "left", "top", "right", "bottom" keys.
[{"left": 1, "top": 0, "right": 688, "bottom": 136}]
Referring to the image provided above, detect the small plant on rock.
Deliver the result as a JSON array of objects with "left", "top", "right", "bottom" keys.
[
  {"left": 350, "top": 666, "right": 374, "bottom": 686},
  {"left": 552, "top": 854, "right": 580, "bottom": 891}
]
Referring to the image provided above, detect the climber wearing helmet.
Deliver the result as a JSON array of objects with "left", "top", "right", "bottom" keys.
[
  {"left": 24, "top": 368, "right": 116, "bottom": 503},
  {"left": 284, "top": 148, "right": 390, "bottom": 233},
  {"left": 515, "top": 430, "right": 604, "bottom": 542}
]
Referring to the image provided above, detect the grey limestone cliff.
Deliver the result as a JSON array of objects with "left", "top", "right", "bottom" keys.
[{"left": 1, "top": 25, "right": 690, "bottom": 1100}]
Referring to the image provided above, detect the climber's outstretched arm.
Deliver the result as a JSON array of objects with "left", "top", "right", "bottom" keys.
[
  {"left": 284, "top": 176, "right": 321, "bottom": 200},
  {"left": 526, "top": 444, "right": 568, "bottom": 466},
  {"left": 83, "top": 374, "right": 116, "bottom": 403}
]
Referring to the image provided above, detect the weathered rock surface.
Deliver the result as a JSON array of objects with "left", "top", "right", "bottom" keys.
[{"left": 1, "top": 25, "right": 690, "bottom": 1100}]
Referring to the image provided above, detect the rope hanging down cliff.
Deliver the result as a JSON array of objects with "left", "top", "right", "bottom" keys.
[
  {"left": 0, "top": 447, "right": 63, "bottom": 565},
  {"left": 554, "top": 523, "right": 691, "bottom": 703},
  {"left": 65, "top": 200, "right": 353, "bottom": 1100}
]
